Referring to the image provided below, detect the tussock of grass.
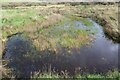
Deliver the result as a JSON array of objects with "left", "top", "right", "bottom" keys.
[{"left": 32, "top": 18, "right": 91, "bottom": 51}]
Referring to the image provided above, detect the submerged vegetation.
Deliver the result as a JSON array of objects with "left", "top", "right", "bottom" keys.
[{"left": 1, "top": 2, "right": 119, "bottom": 79}]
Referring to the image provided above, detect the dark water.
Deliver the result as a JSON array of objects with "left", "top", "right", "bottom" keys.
[{"left": 3, "top": 19, "right": 119, "bottom": 78}]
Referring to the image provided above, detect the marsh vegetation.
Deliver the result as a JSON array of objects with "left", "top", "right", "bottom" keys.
[{"left": 1, "top": 2, "right": 119, "bottom": 79}]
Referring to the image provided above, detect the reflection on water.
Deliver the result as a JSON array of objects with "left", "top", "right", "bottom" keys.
[
  {"left": 3, "top": 19, "right": 119, "bottom": 78},
  {"left": 3, "top": 34, "right": 41, "bottom": 78}
]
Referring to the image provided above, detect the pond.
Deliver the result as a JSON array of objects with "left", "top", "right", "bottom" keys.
[{"left": 3, "top": 19, "right": 119, "bottom": 78}]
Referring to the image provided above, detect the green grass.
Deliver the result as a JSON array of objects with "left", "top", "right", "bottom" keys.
[
  {"left": 31, "top": 70, "right": 119, "bottom": 79},
  {"left": 81, "top": 18, "right": 93, "bottom": 27},
  {"left": 2, "top": 9, "right": 45, "bottom": 27},
  {"left": 2, "top": 8, "right": 45, "bottom": 39},
  {"left": 70, "top": 16, "right": 93, "bottom": 27}
]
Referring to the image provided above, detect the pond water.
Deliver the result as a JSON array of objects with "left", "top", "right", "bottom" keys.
[{"left": 3, "top": 19, "right": 119, "bottom": 78}]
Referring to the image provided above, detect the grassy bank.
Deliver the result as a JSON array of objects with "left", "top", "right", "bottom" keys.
[
  {"left": 75, "top": 4, "right": 119, "bottom": 42},
  {"left": 32, "top": 70, "right": 119, "bottom": 79},
  {"left": 1, "top": 66, "right": 119, "bottom": 79}
]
